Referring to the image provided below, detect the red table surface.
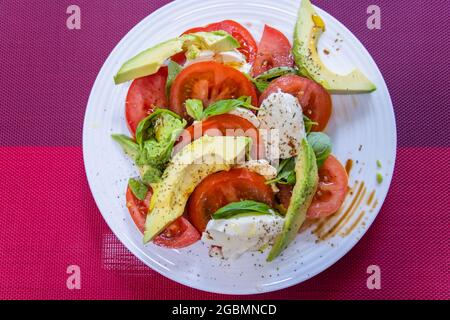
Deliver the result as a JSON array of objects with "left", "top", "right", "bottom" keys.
[{"left": 0, "top": 0, "right": 449, "bottom": 299}]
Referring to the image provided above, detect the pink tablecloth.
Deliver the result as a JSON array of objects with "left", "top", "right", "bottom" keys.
[{"left": 0, "top": 0, "right": 449, "bottom": 299}]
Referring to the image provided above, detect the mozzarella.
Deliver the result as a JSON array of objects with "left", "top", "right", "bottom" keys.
[
  {"left": 257, "top": 91, "right": 306, "bottom": 160},
  {"left": 184, "top": 50, "right": 251, "bottom": 73},
  {"left": 237, "top": 159, "right": 277, "bottom": 181},
  {"left": 202, "top": 215, "right": 284, "bottom": 259},
  {"left": 228, "top": 107, "right": 260, "bottom": 128}
]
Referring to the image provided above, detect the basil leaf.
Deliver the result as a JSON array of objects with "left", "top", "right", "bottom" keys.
[
  {"left": 128, "top": 178, "right": 148, "bottom": 201},
  {"left": 111, "top": 134, "right": 141, "bottom": 162},
  {"left": 267, "top": 157, "right": 297, "bottom": 185},
  {"left": 253, "top": 79, "right": 269, "bottom": 92},
  {"left": 212, "top": 200, "right": 277, "bottom": 220},
  {"left": 166, "top": 60, "right": 183, "bottom": 96},
  {"left": 186, "top": 99, "right": 204, "bottom": 121},
  {"left": 140, "top": 132, "right": 177, "bottom": 167},
  {"left": 203, "top": 97, "right": 258, "bottom": 118},
  {"left": 303, "top": 115, "right": 318, "bottom": 133},
  {"left": 307, "top": 132, "right": 332, "bottom": 168},
  {"left": 133, "top": 108, "right": 186, "bottom": 170},
  {"left": 141, "top": 165, "right": 163, "bottom": 184},
  {"left": 252, "top": 67, "right": 298, "bottom": 93},
  {"left": 135, "top": 109, "right": 183, "bottom": 146},
  {"left": 254, "top": 67, "right": 298, "bottom": 81}
]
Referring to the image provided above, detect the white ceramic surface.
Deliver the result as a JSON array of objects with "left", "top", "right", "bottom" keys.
[{"left": 83, "top": 0, "right": 396, "bottom": 294}]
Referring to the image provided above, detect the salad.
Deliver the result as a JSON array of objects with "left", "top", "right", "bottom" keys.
[{"left": 111, "top": 0, "right": 376, "bottom": 261}]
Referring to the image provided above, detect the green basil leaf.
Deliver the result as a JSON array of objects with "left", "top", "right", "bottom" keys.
[
  {"left": 253, "top": 79, "right": 270, "bottom": 93},
  {"left": 135, "top": 109, "right": 183, "bottom": 146},
  {"left": 252, "top": 67, "right": 298, "bottom": 93},
  {"left": 166, "top": 60, "right": 183, "bottom": 96},
  {"left": 203, "top": 97, "right": 258, "bottom": 118},
  {"left": 140, "top": 165, "right": 163, "bottom": 184},
  {"left": 134, "top": 109, "right": 186, "bottom": 170},
  {"left": 303, "top": 115, "right": 318, "bottom": 133},
  {"left": 254, "top": 67, "right": 298, "bottom": 81},
  {"left": 111, "top": 134, "right": 141, "bottom": 162},
  {"left": 141, "top": 135, "right": 175, "bottom": 168},
  {"left": 267, "top": 157, "right": 297, "bottom": 185},
  {"left": 186, "top": 99, "right": 204, "bottom": 121},
  {"left": 212, "top": 200, "right": 277, "bottom": 220},
  {"left": 307, "top": 132, "right": 332, "bottom": 168},
  {"left": 128, "top": 178, "right": 148, "bottom": 200}
]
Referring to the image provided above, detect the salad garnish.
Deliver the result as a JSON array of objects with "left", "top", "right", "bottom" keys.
[
  {"left": 212, "top": 200, "right": 278, "bottom": 220},
  {"left": 186, "top": 96, "right": 258, "bottom": 122}
]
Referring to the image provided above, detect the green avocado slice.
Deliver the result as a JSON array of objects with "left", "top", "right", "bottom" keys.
[
  {"left": 114, "top": 31, "right": 240, "bottom": 85},
  {"left": 143, "top": 136, "right": 250, "bottom": 243},
  {"left": 293, "top": 0, "right": 376, "bottom": 93},
  {"left": 267, "top": 139, "right": 319, "bottom": 262}
]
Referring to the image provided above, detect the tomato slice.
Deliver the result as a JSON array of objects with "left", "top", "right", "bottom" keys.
[
  {"left": 274, "top": 155, "right": 348, "bottom": 219},
  {"left": 307, "top": 155, "right": 349, "bottom": 219},
  {"left": 187, "top": 168, "right": 275, "bottom": 232},
  {"left": 152, "top": 217, "right": 201, "bottom": 249},
  {"left": 169, "top": 61, "right": 258, "bottom": 120},
  {"left": 182, "top": 20, "right": 258, "bottom": 63},
  {"left": 175, "top": 114, "right": 264, "bottom": 159},
  {"left": 251, "top": 25, "right": 294, "bottom": 77},
  {"left": 125, "top": 186, "right": 200, "bottom": 248},
  {"left": 276, "top": 183, "right": 294, "bottom": 212},
  {"left": 259, "top": 75, "right": 332, "bottom": 132},
  {"left": 125, "top": 67, "right": 168, "bottom": 135}
]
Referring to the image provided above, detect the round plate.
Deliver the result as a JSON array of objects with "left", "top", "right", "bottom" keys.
[{"left": 83, "top": 0, "right": 396, "bottom": 294}]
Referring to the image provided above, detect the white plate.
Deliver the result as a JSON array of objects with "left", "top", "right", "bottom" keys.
[{"left": 83, "top": 0, "right": 396, "bottom": 294}]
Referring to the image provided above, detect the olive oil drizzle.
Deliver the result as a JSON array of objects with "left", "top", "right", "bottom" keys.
[
  {"left": 367, "top": 190, "right": 376, "bottom": 206},
  {"left": 318, "top": 182, "right": 366, "bottom": 240},
  {"left": 345, "top": 159, "right": 353, "bottom": 175},
  {"left": 342, "top": 211, "right": 365, "bottom": 236}
]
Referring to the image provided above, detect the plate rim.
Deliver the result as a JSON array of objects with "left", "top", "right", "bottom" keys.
[{"left": 83, "top": 0, "right": 397, "bottom": 295}]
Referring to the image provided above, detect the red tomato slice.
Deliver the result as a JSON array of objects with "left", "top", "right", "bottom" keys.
[
  {"left": 125, "top": 186, "right": 200, "bottom": 248},
  {"left": 169, "top": 61, "right": 258, "bottom": 120},
  {"left": 171, "top": 52, "right": 187, "bottom": 65},
  {"left": 307, "top": 155, "right": 349, "bottom": 219},
  {"left": 182, "top": 20, "right": 258, "bottom": 63},
  {"left": 251, "top": 25, "right": 294, "bottom": 77},
  {"left": 175, "top": 114, "right": 264, "bottom": 159},
  {"left": 276, "top": 183, "right": 294, "bottom": 212},
  {"left": 259, "top": 75, "right": 332, "bottom": 132},
  {"left": 152, "top": 216, "right": 201, "bottom": 249},
  {"left": 125, "top": 67, "right": 168, "bottom": 135},
  {"left": 187, "top": 168, "right": 275, "bottom": 232},
  {"left": 274, "top": 155, "right": 348, "bottom": 219}
]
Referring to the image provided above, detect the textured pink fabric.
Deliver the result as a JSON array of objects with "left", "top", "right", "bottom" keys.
[{"left": 0, "top": 147, "right": 448, "bottom": 299}]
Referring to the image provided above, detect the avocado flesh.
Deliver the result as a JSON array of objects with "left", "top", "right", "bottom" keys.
[
  {"left": 293, "top": 0, "right": 376, "bottom": 93},
  {"left": 143, "top": 136, "right": 250, "bottom": 243},
  {"left": 183, "top": 31, "right": 240, "bottom": 53},
  {"left": 114, "top": 38, "right": 184, "bottom": 85},
  {"left": 114, "top": 31, "right": 240, "bottom": 85},
  {"left": 267, "top": 139, "right": 318, "bottom": 262}
]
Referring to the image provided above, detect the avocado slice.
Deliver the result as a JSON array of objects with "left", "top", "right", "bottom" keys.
[
  {"left": 114, "top": 38, "right": 184, "bottom": 85},
  {"left": 143, "top": 136, "right": 250, "bottom": 243},
  {"left": 293, "top": 0, "right": 376, "bottom": 93},
  {"left": 114, "top": 31, "right": 240, "bottom": 85},
  {"left": 182, "top": 31, "right": 240, "bottom": 59},
  {"left": 267, "top": 139, "right": 318, "bottom": 262}
]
